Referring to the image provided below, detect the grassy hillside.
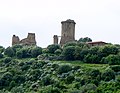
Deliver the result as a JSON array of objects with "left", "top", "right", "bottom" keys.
[
  {"left": 0, "top": 43, "right": 120, "bottom": 92},
  {"left": 0, "top": 58, "right": 120, "bottom": 93}
]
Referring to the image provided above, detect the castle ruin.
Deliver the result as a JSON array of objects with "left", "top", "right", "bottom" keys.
[
  {"left": 53, "top": 19, "right": 76, "bottom": 46},
  {"left": 12, "top": 33, "right": 36, "bottom": 46}
]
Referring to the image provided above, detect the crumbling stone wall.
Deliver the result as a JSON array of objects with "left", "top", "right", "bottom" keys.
[{"left": 12, "top": 33, "right": 36, "bottom": 46}]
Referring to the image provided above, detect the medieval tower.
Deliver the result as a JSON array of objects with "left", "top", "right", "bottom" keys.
[
  {"left": 12, "top": 35, "right": 20, "bottom": 45},
  {"left": 12, "top": 33, "right": 36, "bottom": 46},
  {"left": 60, "top": 19, "right": 76, "bottom": 46}
]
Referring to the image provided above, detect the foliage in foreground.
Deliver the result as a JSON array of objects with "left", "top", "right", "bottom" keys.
[{"left": 0, "top": 58, "right": 120, "bottom": 93}]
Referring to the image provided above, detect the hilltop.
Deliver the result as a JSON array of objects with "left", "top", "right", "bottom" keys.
[{"left": 0, "top": 40, "right": 120, "bottom": 92}]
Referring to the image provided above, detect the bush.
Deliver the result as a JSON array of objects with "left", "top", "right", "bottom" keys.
[
  {"left": 101, "top": 69, "right": 115, "bottom": 81},
  {"left": 47, "top": 44, "right": 61, "bottom": 54},
  {"left": 0, "top": 72, "right": 13, "bottom": 87},
  {"left": 3, "top": 57, "right": 12, "bottom": 63},
  {"left": 62, "top": 46, "right": 75, "bottom": 60},
  {"left": 89, "top": 69, "right": 101, "bottom": 78},
  {"left": 4, "top": 47, "right": 15, "bottom": 57},
  {"left": 42, "top": 75, "right": 54, "bottom": 86},
  {"left": 0, "top": 46, "right": 5, "bottom": 53},
  {"left": 111, "top": 65, "right": 120, "bottom": 72},
  {"left": 31, "top": 46, "right": 42, "bottom": 57},
  {"left": 78, "top": 37, "right": 92, "bottom": 42},
  {"left": 98, "top": 45, "right": 119, "bottom": 57},
  {"left": 103, "top": 55, "right": 120, "bottom": 65},
  {"left": 63, "top": 42, "right": 77, "bottom": 48},
  {"left": 16, "top": 48, "right": 31, "bottom": 58},
  {"left": 0, "top": 53, "right": 3, "bottom": 58},
  {"left": 84, "top": 54, "right": 99, "bottom": 63},
  {"left": 96, "top": 81, "right": 120, "bottom": 93},
  {"left": 57, "top": 65, "right": 72, "bottom": 74},
  {"left": 39, "top": 86, "right": 61, "bottom": 93},
  {"left": 80, "top": 83, "right": 97, "bottom": 93},
  {"left": 65, "top": 75, "right": 75, "bottom": 84},
  {"left": 55, "top": 49, "right": 62, "bottom": 55}
]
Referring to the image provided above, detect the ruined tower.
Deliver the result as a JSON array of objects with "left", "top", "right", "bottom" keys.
[
  {"left": 53, "top": 35, "right": 58, "bottom": 44},
  {"left": 60, "top": 19, "right": 76, "bottom": 46},
  {"left": 20, "top": 33, "right": 36, "bottom": 46},
  {"left": 12, "top": 35, "right": 20, "bottom": 45},
  {"left": 12, "top": 33, "right": 36, "bottom": 46}
]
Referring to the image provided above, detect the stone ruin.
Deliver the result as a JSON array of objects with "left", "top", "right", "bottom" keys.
[
  {"left": 53, "top": 19, "right": 76, "bottom": 46},
  {"left": 12, "top": 33, "right": 36, "bottom": 46}
]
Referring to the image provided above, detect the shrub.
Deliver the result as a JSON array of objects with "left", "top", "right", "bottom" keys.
[
  {"left": 62, "top": 46, "right": 75, "bottom": 60},
  {"left": 63, "top": 41, "right": 77, "bottom": 48},
  {"left": 57, "top": 65, "right": 72, "bottom": 74},
  {"left": 3, "top": 57, "right": 12, "bottom": 63},
  {"left": 101, "top": 69, "right": 115, "bottom": 81},
  {"left": 89, "top": 69, "right": 101, "bottom": 78},
  {"left": 65, "top": 75, "right": 75, "bottom": 84},
  {"left": 80, "top": 83, "right": 97, "bottom": 93},
  {"left": 0, "top": 53, "right": 3, "bottom": 58},
  {"left": 104, "top": 55, "right": 120, "bottom": 65},
  {"left": 84, "top": 54, "right": 99, "bottom": 63},
  {"left": 78, "top": 37, "right": 92, "bottom": 42},
  {"left": 111, "top": 65, "right": 120, "bottom": 72},
  {"left": 55, "top": 49, "right": 62, "bottom": 55},
  {"left": 4, "top": 47, "right": 15, "bottom": 57},
  {"left": 47, "top": 44, "right": 61, "bottom": 54},
  {"left": 42, "top": 75, "right": 54, "bottom": 86},
  {"left": 31, "top": 46, "right": 42, "bottom": 57}
]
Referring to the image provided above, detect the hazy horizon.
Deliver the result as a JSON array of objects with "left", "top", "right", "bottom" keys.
[{"left": 0, "top": 0, "right": 120, "bottom": 48}]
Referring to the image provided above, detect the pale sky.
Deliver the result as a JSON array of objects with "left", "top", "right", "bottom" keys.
[{"left": 0, "top": 0, "right": 120, "bottom": 48}]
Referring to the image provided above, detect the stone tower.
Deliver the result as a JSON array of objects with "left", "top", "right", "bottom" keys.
[
  {"left": 12, "top": 33, "right": 36, "bottom": 46},
  {"left": 27, "top": 33, "right": 36, "bottom": 45},
  {"left": 20, "top": 33, "right": 36, "bottom": 45},
  {"left": 53, "top": 35, "right": 58, "bottom": 44},
  {"left": 12, "top": 35, "right": 20, "bottom": 45},
  {"left": 60, "top": 19, "right": 76, "bottom": 46}
]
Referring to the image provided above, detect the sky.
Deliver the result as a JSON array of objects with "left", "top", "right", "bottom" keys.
[{"left": 0, "top": 0, "right": 120, "bottom": 48}]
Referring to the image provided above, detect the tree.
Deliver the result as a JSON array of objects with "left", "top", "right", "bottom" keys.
[
  {"left": 57, "top": 65, "right": 72, "bottom": 74},
  {"left": 84, "top": 54, "right": 99, "bottom": 63},
  {"left": 62, "top": 46, "right": 75, "bottom": 60},
  {"left": 78, "top": 37, "right": 92, "bottom": 42},
  {"left": 101, "top": 55, "right": 120, "bottom": 65},
  {"left": 31, "top": 46, "right": 42, "bottom": 57},
  {"left": 101, "top": 69, "right": 115, "bottom": 81},
  {"left": 16, "top": 47, "right": 31, "bottom": 58},
  {"left": 63, "top": 41, "right": 77, "bottom": 48},
  {"left": 4, "top": 47, "right": 15, "bottom": 57},
  {"left": 74, "top": 46, "right": 82, "bottom": 60},
  {"left": 47, "top": 44, "right": 61, "bottom": 54},
  {"left": 98, "top": 45, "right": 119, "bottom": 57},
  {"left": 0, "top": 46, "right": 5, "bottom": 53}
]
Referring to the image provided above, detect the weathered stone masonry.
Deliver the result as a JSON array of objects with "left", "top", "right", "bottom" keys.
[
  {"left": 53, "top": 19, "right": 76, "bottom": 46},
  {"left": 12, "top": 33, "right": 36, "bottom": 46}
]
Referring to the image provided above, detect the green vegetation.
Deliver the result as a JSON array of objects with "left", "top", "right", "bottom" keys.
[{"left": 0, "top": 40, "right": 120, "bottom": 93}]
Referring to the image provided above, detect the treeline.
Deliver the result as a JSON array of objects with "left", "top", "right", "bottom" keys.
[
  {"left": 0, "top": 38, "right": 120, "bottom": 92},
  {"left": 1, "top": 39, "right": 120, "bottom": 65}
]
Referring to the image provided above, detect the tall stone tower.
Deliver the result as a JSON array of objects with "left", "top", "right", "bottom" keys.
[
  {"left": 60, "top": 19, "right": 76, "bottom": 46},
  {"left": 27, "top": 33, "right": 36, "bottom": 45}
]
